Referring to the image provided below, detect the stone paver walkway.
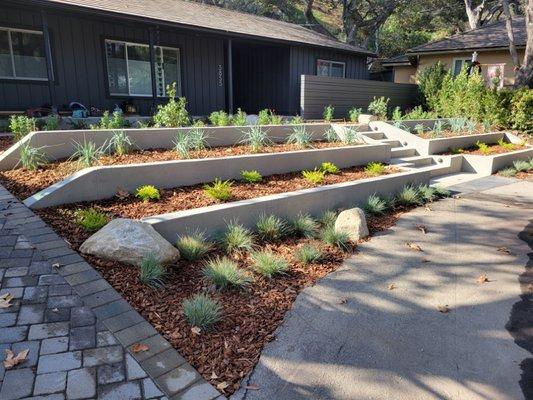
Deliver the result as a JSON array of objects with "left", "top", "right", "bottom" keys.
[{"left": 0, "top": 185, "right": 221, "bottom": 400}]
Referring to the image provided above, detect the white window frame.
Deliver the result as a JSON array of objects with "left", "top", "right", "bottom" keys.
[
  {"left": 452, "top": 57, "right": 472, "bottom": 76},
  {"left": 317, "top": 59, "right": 346, "bottom": 78},
  {"left": 105, "top": 39, "right": 181, "bottom": 98},
  {"left": 0, "top": 26, "right": 48, "bottom": 81}
]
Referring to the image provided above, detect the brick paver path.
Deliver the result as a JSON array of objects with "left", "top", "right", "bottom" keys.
[{"left": 0, "top": 185, "right": 221, "bottom": 400}]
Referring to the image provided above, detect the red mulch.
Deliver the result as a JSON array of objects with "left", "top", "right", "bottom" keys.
[
  {"left": 440, "top": 143, "right": 526, "bottom": 156},
  {"left": 417, "top": 128, "right": 484, "bottom": 139},
  {"left": 0, "top": 136, "right": 13, "bottom": 153}
]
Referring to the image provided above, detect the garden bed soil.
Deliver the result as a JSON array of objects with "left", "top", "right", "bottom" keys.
[
  {"left": 36, "top": 204, "right": 407, "bottom": 395},
  {"left": 416, "top": 128, "right": 485, "bottom": 139},
  {"left": 0, "top": 136, "right": 13, "bottom": 153},
  {"left": 440, "top": 143, "right": 526, "bottom": 156},
  {"left": 0, "top": 141, "right": 353, "bottom": 199}
]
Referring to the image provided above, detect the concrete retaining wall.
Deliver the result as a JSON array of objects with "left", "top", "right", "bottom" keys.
[
  {"left": 0, "top": 123, "right": 340, "bottom": 170},
  {"left": 461, "top": 147, "right": 533, "bottom": 175},
  {"left": 143, "top": 168, "right": 432, "bottom": 243},
  {"left": 24, "top": 143, "right": 391, "bottom": 209}
]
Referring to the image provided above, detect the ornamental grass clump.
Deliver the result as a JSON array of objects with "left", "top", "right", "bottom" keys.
[
  {"left": 320, "top": 227, "right": 351, "bottom": 251},
  {"left": 139, "top": 253, "right": 166, "bottom": 289},
  {"left": 18, "top": 143, "right": 47, "bottom": 171},
  {"left": 448, "top": 117, "right": 467, "bottom": 133},
  {"left": 497, "top": 138, "right": 517, "bottom": 151},
  {"left": 364, "top": 162, "right": 386, "bottom": 176},
  {"left": 433, "top": 185, "right": 451, "bottom": 198},
  {"left": 363, "top": 194, "right": 388, "bottom": 216},
  {"left": 302, "top": 169, "right": 325, "bottom": 185},
  {"left": 289, "top": 213, "right": 318, "bottom": 238},
  {"left": 173, "top": 132, "right": 192, "bottom": 158},
  {"left": 465, "top": 119, "right": 477, "bottom": 134},
  {"left": 71, "top": 139, "right": 106, "bottom": 168},
  {"left": 75, "top": 208, "right": 108, "bottom": 232},
  {"left": 250, "top": 250, "right": 289, "bottom": 278},
  {"left": 418, "top": 184, "right": 438, "bottom": 203},
  {"left": 203, "top": 257, "right": 251, "bottom": 290},
  {"left": 135, "top": 185, "right": 160, "bottom": 202},
  {"left": 318, "top": 210, "right": 337, "bottom": 228},
  {"left": 256, "top": 214, "right": 287, "bottom": 242},
  {"left": 203, "top": 179, "right": 233, "bottom": 202},
  {"left": 241, "top": 126, "right": 270, "bottom": 152},
  {"left": 395, "top": 185, "right": 422, "bottom": 207},
  {"left": 176, "top": 232, "right": 212, "bottom": 262},
  {"left": 240, "top": 170, "right": 262, "bottom": 183},
  {"left": 287, "top": 125, "right": 312, "bottom": 148},
  {"left": 219, "top": 222, "right": 254, "bottom": 253},
  {"left": 183, "top": 293, "right": 222, "bottom": 330},
  {"left": 319, "top": 162, "right": 339, "bottom": 174},
  {"left": 513, "top": 159, "right": 530, "bottom": 172},
  {"left": 109, "top": 130, "right": 133, "bottom": 156},
  {"left": 499, "top": 167, "right": 517, "bottom": 177},
  {"left": 296, "top": 245, "right": 322, "bottom": 265}
]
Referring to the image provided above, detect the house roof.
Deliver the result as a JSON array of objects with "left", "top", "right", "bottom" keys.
[
  {"left": 381, "top": 54, "right": 411, "bottom": 66},
  {"left": 36, "top": 0, "right": 374, "bottom": 56},
  {"left": 408, "top": 17, "right": 526, "bottom": 55}
]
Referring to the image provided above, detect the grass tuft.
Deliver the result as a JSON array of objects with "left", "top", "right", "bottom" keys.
[
  {"left": 288, "top": 213, "right": 318, "bottom": 238},
  {"left": 363, "top": 194, "right": 388, "bottom": 216},
  {"left": 296, "top": 245, "right": 322, "bottom": 265},
  {"left": 499, "top": 167, "right": 517, "bottom": 177},
  {"left": 319, "top": 162, "right": 340, "bottom": 174},
  {"left": 240, "top": 126, "right": 270, "bottom": 152},
  {"left": 418, "top": 185, "right": 437, "bottom": 202},
  {"left": 364, "top": 162, "right": 386, "bottom": 176},
  {"left": 432, "top": 185, "right": 451, "bottom": 198},
  {"left": 395, "top": 185, "right": 422, "bottom": 207},
  {"left": 203, "top": 257, "right": 251, "bottom": 290},
  {"left": 18, "top": 143, "right": 47, "bottom": 171},
  {"left": 203, "top": 179, "right": 233, "bottom": 202},
  {"left": 256, "top": 214, "right": 287, "bottom": 241},
  {"left": 176, "top": 232, "right": 212, "bottom": 261},
  {"left": 320, "top": 226, "right": 351, "bottom": 251},
  {"left": 318, "top": 210, "right": 337, "bottom": 228},
  {"left": 139, "top": 253, "right": 165, "bottom": 289},
  {"left": 219, "top": 222, "right": 254, "bottom": 253},
  {"left": 287, "top": 125, "right": 313, "bottom": 148},
  {"left": 513, "top": 160, "right": 530, "bottom": 172},
  {"left": 71, "top": 139, "right": 105, "bottom": 168},
  {"left": 182, "top": 293, "right": 222, "bottom": 329},
  {"left": 250, "top": 250, "right": 289, "bottom": 278},
  {"left": 109, "top": 130, "right": 133, "bottom": 155}
]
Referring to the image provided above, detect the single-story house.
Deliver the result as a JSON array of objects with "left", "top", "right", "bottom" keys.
[
  {"left": 383, "top": 18, "right": 526, "bottom": 87},
  {"left": 0, "top": 0, "right": 374, "bottom": 117}
]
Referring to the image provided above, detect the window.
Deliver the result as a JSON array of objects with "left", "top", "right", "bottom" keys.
[
  {"left": 105, "top": 39, "right": 181, "bottom": 97},
  {"left": 452, "top": 58, "right": 472, "bottom": 76},
  {"left": 317, "top": 59, "right": 345, "bottom": 78},
  {"left": 0, "top": 27, "right": 47, "bottom": 80}
]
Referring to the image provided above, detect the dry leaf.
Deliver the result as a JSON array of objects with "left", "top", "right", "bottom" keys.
[
  {"left": 52, "top": 263, "right": 61, "bottom": 269},
  {"left": 477, "top": 275, "right": 489, "bottom": 284},
  {"left": 406, "top": 242, "right": 423, "bottom": 252},
  {"left": 191, "top": 326, "right": 201, "bottom": 335},
  {"left": 116, "top": 188, "right": 130, "bottom": 199},
  {"left": 437, "top": 305, "right": 450, "bottom": 313},
  {"left": 0, "top": 293, "right": 13, "bottom": 309},
  {"left": 416, "top": 225, "right": 427, "bottom": 234},
  {"left": 245, "top": 384, "right": 260, "bottom": 390},
  {"left": 388, "top": 283, "right": 396, "bottom": 290},
  {"left": 3, "top": 349, "right": 29, "bottom": 369},
  {"left": 337, "top": 298, "right": 348, "bottom": 304},
  {"left": 217, "top": 381, "right": 229, "bottom": 391},
  {"left": 131, "top": 343, "right": 149, "bottom": 353},
  {"left": 497, "top": 247, "right": 512, "bottom": 255},
  {"left": 210, "top": 371, "right": 219, "bottom": 380}
]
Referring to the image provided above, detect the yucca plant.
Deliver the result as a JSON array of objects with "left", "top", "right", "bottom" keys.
[
  {"left": 288, "top": 213, "right": 318, "bottom": 238},
  {"left": 342, "top": 127, "right": 361, "bottom": 144},
  {"left": 256, "top": 214, "right": 287, "bottom": 241},
  {"left": 323, "top": 127, "right": 340, "bottom": 143},
  {"left": 182, "top": 293, "right": 222, "bottom": 329},
  {"left": 318, "top": 210, "right": 337, "bottom": 228},
  {"left": 18, "top": 143, "right": 47, "bottom": 171},
  {"left": 320, "top": 226, "right": 351, "bottom": 251},
  {"left": 395, "top": 185, "right": 422, "bottom": 207},
  {"left": 364, "top": 162, "right": 386, "bottom": 176},
  {"left": 250, "top": 250, "right": 289, "bottom": 278},
  {"left": 287, "top": 125, "right": 312, "bottom": 148},
  {"left": 302, "top": 169, "right": 325, "bottom": 185},
  {"left": 176, "top": 232, "right": 212, "bottom": 261},
  {"left": 319, "top": 162, "right": 339, "bottom": 174},
  {"left": 448, "top": 117, "right": 467, "bottom": 133},
  {"left": 188, "top": 127, "right": 207, "bottom": 151},
  {"left": 203, "top": 257, "right": 251, "bottom": 290},
  {"left": 363, "top": 194, "right": 388, "bottom": 216},
  {"left": 465, "top": 120, "right": 477, "bottom": 134},
  {"left": 71, "top": 139, "right": 105, "bottom": 168},
  {"left": 135, "top": 185, "right": 160, "bottom": 202},
  {"left": 219, "top": 222, "right": 254, "bottom": 253},
  {"left": 241, "top": 126, "right": 270, "bottom": 152},
  {"left": 203, "top": 179, "right": 233, "bottom": 202},
  {"left": 109, "top": 130, "right": 133, "bottom": 156},
  {"left": 241, "top": 170, "right": 262, "bottom": 183},
  {"left": 296, "top": 245, "right": 322, "bottom": 265},
  {"left": 139, "top": 253, "right": 166, "bottom": 289},
  {"left": 74, "top": 208, "right": 108, "bottom": 231},
  {"left": 433, "top": 120, "right": 445, "bottom": 136},
  {"left": 513, "top": 159, "right": 530, "bottom": 172}
]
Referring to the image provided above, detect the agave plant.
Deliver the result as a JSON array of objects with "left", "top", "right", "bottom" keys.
[
  {"left": 448, "top": 117, "right": 467, "bottom": 133},
  {"left": 240, "top": 126, "right": 270, "bottom": 152}
]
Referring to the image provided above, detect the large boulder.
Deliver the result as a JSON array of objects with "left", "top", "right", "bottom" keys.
[
  {"left": 80, "top": 218, "right": 179, "bottom": 267},
  {"left": 334, "top": 208, "right": 369, "bottom": 241}
]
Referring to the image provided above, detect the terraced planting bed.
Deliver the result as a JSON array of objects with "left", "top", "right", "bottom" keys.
[{"left": 440, "top": 141, "right": 526, "bottom": 156}]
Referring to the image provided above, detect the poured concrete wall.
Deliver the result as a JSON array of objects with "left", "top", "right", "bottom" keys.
[
  {"left": 462, "top": 147, "right": 533, "bottom": 175},
  {"left": 25, "top": 143, "right": 391, "bottom": 209},
  {"left": 143, "top": 168, "right": 432, "bottom": 242}
]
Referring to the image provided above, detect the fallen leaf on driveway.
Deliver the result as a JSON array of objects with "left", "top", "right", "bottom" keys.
[
  {"left": 416, "top": 225, "right": 427, "bottom": 234},
  {"left": 437, "top": 305, "right": 450, "bottom": 313},
  {"left": 477, "top": 275, "right": 489, "bottom": 284},
  {"left": 388, "top": 283, "right": 396, "bottom": 290},
  {"left": 425, "top": 205, "right": 433, "bottom": 212},
  {"left": 245, "top": 384, "right": 260, "bottom": 390},
  {"left": 3, "top": 349, "right": 29, "bottom": 369},
  {"left": 0, "top": 293, "right": 13, "bottom": 309},
  {"left": 337, "top": 298, "right": 348, "bottom": 304},
  {"left": 52, "top": 263, "right": 61, "bottom": 269},
  {"left": 497, "top": 247, "right": 512, "bottom": 255},
  {"left": 131, "top": 343, "right": 149, "bottom": 353},
  {"left": 406, "top": 242, "right": 423, "bottom": 251},
  {"left": 217, "top": 381, "right": 229, "bottom": 391}
]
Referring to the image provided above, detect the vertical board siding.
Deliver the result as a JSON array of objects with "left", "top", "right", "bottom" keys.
[{"left": 300, "top": 75, "right": 419, "bottom": 119}]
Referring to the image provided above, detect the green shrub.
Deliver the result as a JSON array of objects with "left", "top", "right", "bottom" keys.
[
  {"left": 391, "top": 106, "right": 402, "bottom": 121},
  {"left": 499, "top": 167, "right": 517, "bottom": 177},
  {"left": 75, "top": 208, "right": 108, "bottom": 231},
  {"left": 18, "top": 143, "right": 47, "bottom": 171},
  {"left": 288, "top": 213, "right": 318, "bottom": 238},
  {"left": 241, "top": 170, "right": 262, "bottom": 183},
  {"left": 44, "top": 115, "right": 59, "bottom": 131},
  {"left": 135, "top": 185, "right": 160, "bottom": 202},
  {"left": 203, "top": 178, "right": 233, "bottom": 202},
  {"left": 290, "top": 115, "right": 304, "bottom": 124},
  {"left": 94, "top": 111, "right": 125, "bottom": 130},
  {"left": 182, "top": 293, "right": 222, "bottom": 329},
  {"left": 258, "top": 109, "right": 281, "bottom": 125},
  {"left": 395, "top": 185, "right": 421, "bottom": 207},
  {"left": 368, "top": 96, "right": 389, "bottom": 119},
  {"left": 302, "top": 169, "right": 325, "bottom": 185},
  {"left": 9, "top": 115, "right": 35, "bottom": 141},
  {"left": 418, "top": 184, "right": 437, "bottom": 202},
  {"left": 209, "top": 110, "right": 230, "bottom": 126},
  {"left": 176, "top": 232, "right": 212, "bottom": 261},
  {"left": 250, "top": 250, "right": 289, "bottom": 278},
  {"left": 203, "top": 257, "right": 251, "bottom": 290},
  {"left": 318, "top": 210, "right": 337, "bottom": 228},
  {"left": 513, "top": 159, "right": 530, "bottom": 172},
  {"left": 256, "top": 214, "right": 287, "bottom": 241},
  {"left": 433, "top": 185, "right": 451, "bottom": 198},
  {"left": 436, "top": 69, "right": 486, "bottom": 121},
  {"left": 365, "top": 162, "right": 386, "bottom": 176},
  {"left": 323, "top": 105, "right": 334, "bottom": 122},
  {"left": 287, "top": 125, "right": 312, "bottom": 148},
  {"left": 109, "top": 130, "right": 133, "bottom": 156},
  {"left": 416, "top": 61, "right": 447, "bottom": 110},
  {"left": 269, "top": 111, "right": 283, "bottom": 125},
  {"left": 363, "top": 194, "right": 388, "bottom": 216},
  {"left": 139, "top": 253, "right": 166, "bottom": 289},
  {"left": 232, "top": 108, "right": 247, "bottom": 126},
  {"left": 296, "top": 245, "right": 322, "bottom": 264},
  {"left": 219, "top": 222, "right": 254, "bottom": 253},
  {"left": 475, "top": 141, "right": 491, "bottom": 155},
  {"left": 403, "top": 106, "right": 438, "bottom": 120},
  {"left": 319, "top": 162, "right": 339, "bottom": 174},
  {"left": 509, "top": 88, "right": 533, "bottom": 133},
  {"left": 320, "top": 226, "right": 351, "bottom": 251},
  {"left": 241, "top": 126, "right": 270, "bottom": 152},
  {"left": 348, "top": 107, "right": 362, "bottom": 122},
  {"left": 153, "top": 83, "right": 190, "bottom": 127},
  {"left": 71, "top": 139, "right": 105, "bottom": 168}
]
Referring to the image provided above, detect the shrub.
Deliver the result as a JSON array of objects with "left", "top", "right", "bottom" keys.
[
  {"left": 75, "top": 208, "right": 108, "bottom": 231},
  {"left": 296, "top": 245, "right": 322, "bottom": 264},
  {"left": 348, "top": 107, "right": 362, "bottom": 122},
  {"left": 475, "top": 141, "right": 491, "bottom": 155},
  {"left": 509, "top": 88, "right": 533, "bottom": 133},
  {"left": 368, "top": 96, "right": 389, "bottom": 120},
  {"left": 241, "top": 170, "right": 262, "bottom": 183},
  {"left": 319, "top": 162, "right": 339, "bottom": 174},
  {"left": 363, "top": 194, "right": 388, "bottom": 216},
  {"left": 513, "top": 159, "right": 530, "bottom": 172},
  {"left": 44, "top": 115, "right": 59, "bottom": 131},
  {"left": 499, "top": 167, "right": 517, "bottom": 177},
  {"left": 320, "top": 226, "right": 351, "bottom": 251},
  {"left": 182, "top": 293, "right": 222, "bottom": 329},
  {"left": 323, "top": 127, "right": 340, "bottom": 142},
  {"left": 9, "top": 115, "right": 35, "bottom": 141},
  {"left": 209, "top": 110, "right": 230, "bottom": 126},
  {"left": 323, "top": 105, "right": 334, "bottom": 122},
  {"left": 497, "top": 138, "right": 517, "bottom": 150},
  {"left": 219, "top": 222, "right": 254, "bottom": 253},
  {"left": 403, "top": 106, "right": 438, "bottom": 120},
  {"left": 416, "top": 61, "right": 447, "bottom": 110},
  {"left": 109, "top": 130, "right": 133, "bottom": 156},
  {"left": 94, "top": 111, "right": 125, "bottom": 129},
  {"left": 391, "top": 106, "right": 402, "bottom": 121},
  {"left": 318, "top": 210, "right": 337, "bottom": 228},
  {"left": 287, "top": 125, "right": 312, "bottom": 148},
  {"left": 139, "top": 253, "right": 165, "bottom": 289},
  {"left": 203, "top": 257, "right": 251, "bottom": 290},
  {"left": 232, "top": 108, "right": 247, "bottom": 126},
  {"left": 269, "top": 111, "right": 282, "bottom": 125},
  {"left": 290, "top": 115, "right": 304, "bottom": 125},
  {"left": 71, "top": 139, "right": 105, "bottom": 168},
  {"left": 288, "top": 213, "right": 318, "bottom": 238},
  {"left": 250, "top": 250, "right": 289, "bottom": 278},
  {"left": 203, "top": 178, "right": 233, "bottom": 202},
  {"left": 135, "top": 185, "right": 160, "bottom": 202},
  {"left": 302, "top": 169, "right": 325, "bottom": 185},
  {"left": 18, "top": 143, "right": 47, "bottom": 171},
  {"left": 176, "top": 232, "right": 212, "bottom": 261},
  {"left": 342, "top": 127, "right": 361, "bottom": 144},
  {"left": 418, "top": 184, "right": 437, "bottom": 202},
  {"left": 256, "top": 214, "right": 287, "bottom": 241},
  {"left": 241, "top": 126, "right": 270, "bottom": 152},
  {"left": 258, "top": 109, "right": 270, "bottom": 125},
  {"left": 365, "top": 162, "right": 386, "bottom": 176},
  {"left": 153, "top": 83, "right": 190, "bottom": 127},
  {"left": 395, "top": 185, "right": 421, "bottom": 207}
]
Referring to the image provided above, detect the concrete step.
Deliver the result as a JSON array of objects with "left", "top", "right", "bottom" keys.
[
  {"left": 391, "top": 147, "right": 417, "bottom": 157},
  {"left": 430, "top": 172, "right": 483, "bottom": 188},
  {"left": 390, "top": 155, "right": 433, "bottom": 167},
  {"left": 360, "top": 131, "right": 385, "bottom": 140},
  {"left": 379, "top": 139, "right": 402, "bottom": 148}
]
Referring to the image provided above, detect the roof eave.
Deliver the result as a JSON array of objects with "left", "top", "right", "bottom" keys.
[{"left": 407, "top": 45, "right": 526, "bottom": 56}]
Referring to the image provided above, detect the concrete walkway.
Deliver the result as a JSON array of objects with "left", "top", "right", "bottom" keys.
[{"left": 234, "top": 177, "right": 533, "bottom": 400}]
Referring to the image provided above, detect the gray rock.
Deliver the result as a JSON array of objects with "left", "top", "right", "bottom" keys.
[
  {"left": 334, "top": 207, "right": 369, "bottom": 241},
  {"left": 79, "top": 219, "right": 179, "bottom": 267}
]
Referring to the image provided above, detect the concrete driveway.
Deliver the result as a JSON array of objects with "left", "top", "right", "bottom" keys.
[{"left": 233, "top": 177, "right": 533, "bottom": 400}]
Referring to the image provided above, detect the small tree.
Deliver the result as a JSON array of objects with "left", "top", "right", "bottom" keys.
[
  {"left": 153, "top": 83, "right": 190, "bottom": 127},
  {"left": 416, "top": 62, "right": 447, "bottom": 110}
]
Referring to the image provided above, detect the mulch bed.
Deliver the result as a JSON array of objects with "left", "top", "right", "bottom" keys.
[
  {"left": 416, "top": 128, "right": 486, "bottom": 139},
  {"left": 440, "top": 143, "right": 526, "bottom": 156},
  {"left": 0, "top": 142, "right": 351, "bottom": 200},
  {"left": 0, "top": 136, "right": 13, "bottom": 153},
  {"left": 36, "top": 204, "right": 406, "bottom": 395}
]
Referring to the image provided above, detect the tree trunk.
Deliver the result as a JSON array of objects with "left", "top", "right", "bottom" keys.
[
  {"left": 502, "top": 0, "right": 520, "bottom": 68},
  {"left": 515, "top": 0, "right": 533, "bottom": 88},
  {"left": 464, "top": 0, "right": 484, "bottom": 28},
  {"left": 303, "top": 0, "right": 336, "bottom": 37}
]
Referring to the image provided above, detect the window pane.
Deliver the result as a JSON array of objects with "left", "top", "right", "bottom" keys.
[
  {"left": 317, "top": 60, "right": 330, "bottom": 76},
  {"left": 331, "top": 62, "right": 344, "bottom": 78},
  {"left": 162, "top": 48, "right": 179, "bottom": 96},
  {"left": 453, "top": 60, "right": 462, "bottom": 76},
  {"left": 0, "top": 30, "right": 13, "bottom": 77},
  {"left": 127, "top": 44, "right": 152, "bottom": 96},
  {"left": 106, "top": 41, "right": 128, "bottom": 95},
  {"left": 10, "top": 31, "right": 46, "bottom": 79}
]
